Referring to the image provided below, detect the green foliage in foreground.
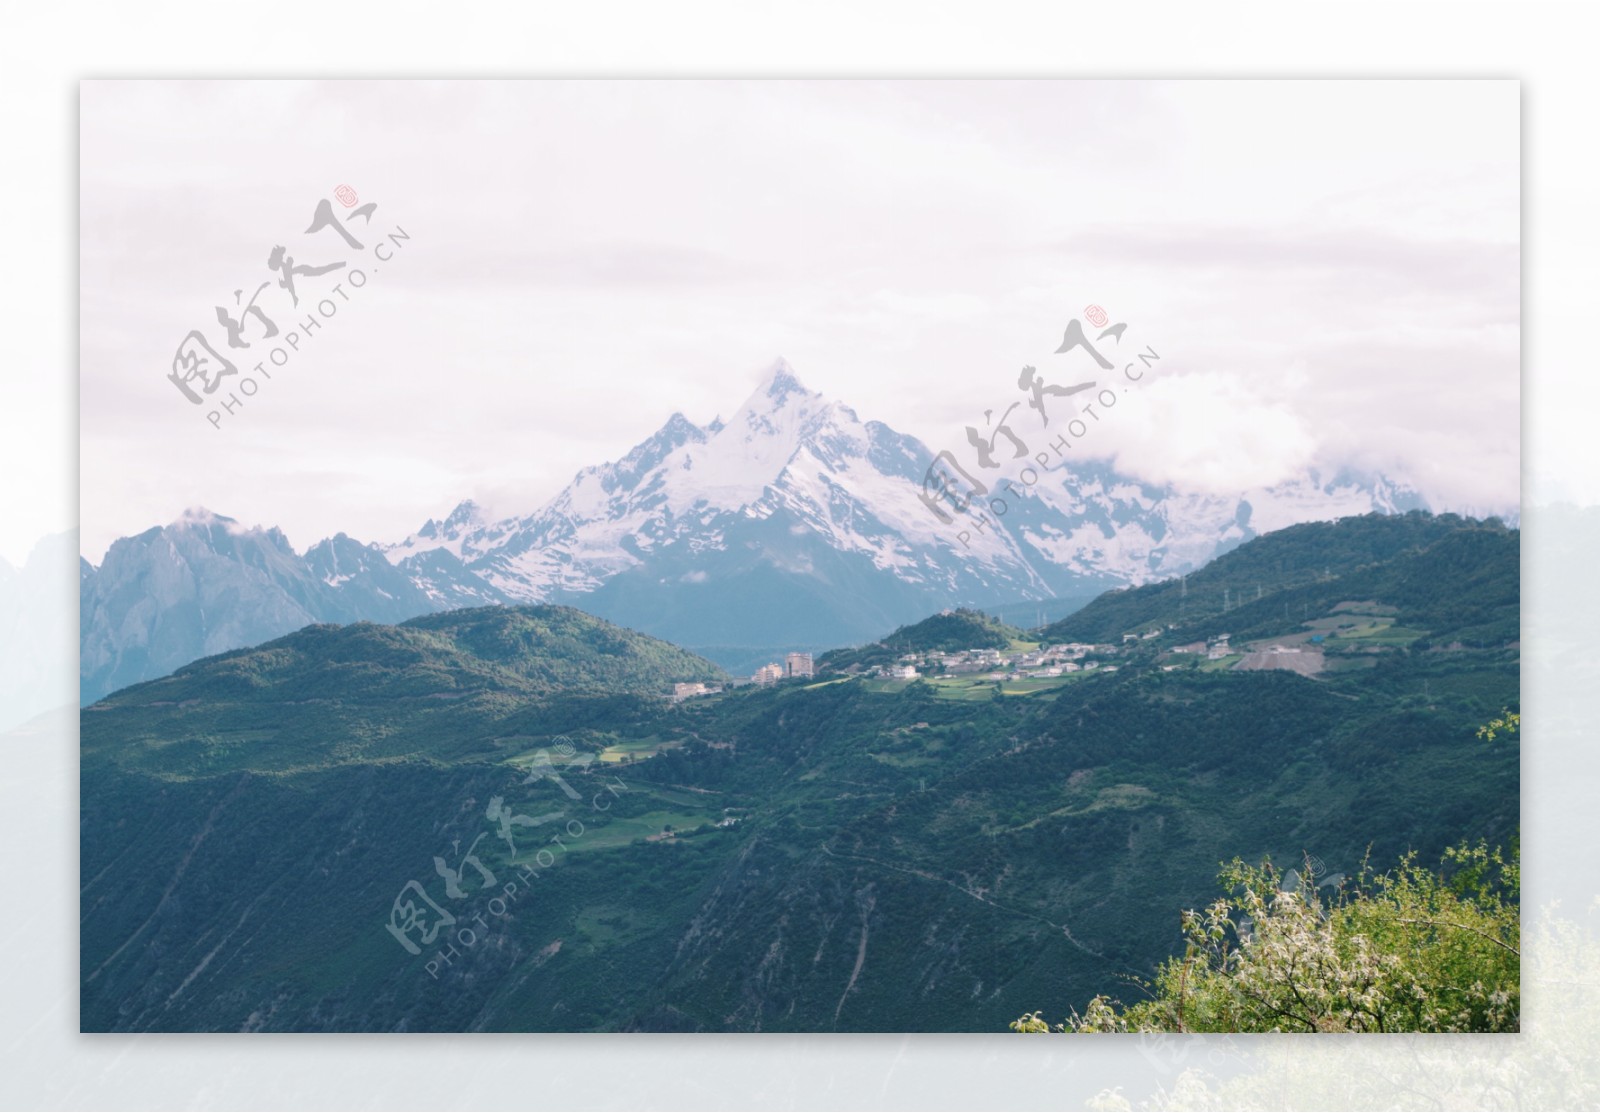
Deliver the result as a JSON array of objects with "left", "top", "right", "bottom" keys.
[
  {"left": 1477, "top": 709, "right": 1521, "bottom": 742},
  {"left": 1013, "top": 839, "right": 1519, "bottom": 1034}
]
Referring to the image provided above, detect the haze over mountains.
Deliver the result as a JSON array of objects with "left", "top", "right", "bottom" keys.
[{"left": 79, "top": 360, "right": 1449, "bottom": 704}]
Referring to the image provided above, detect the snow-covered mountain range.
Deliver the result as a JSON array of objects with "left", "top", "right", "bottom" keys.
[{"left": 79, "top": 359, "right": 1445, "bottom": 703}]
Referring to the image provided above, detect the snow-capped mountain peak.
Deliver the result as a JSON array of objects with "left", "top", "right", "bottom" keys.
[
  {"left": 385, "top": 498, "right": 492, "bottom": 562},
  {"left": 368, "top": 359, "right": 1444, "bottom": 623},
  {"left": 81, "top": 357, "right": 1464, "bottom": 702},
  {"left": 745, "top": 356, "right": 814, "bottom": 410},
  {"left": 648, "top": 358, "right": 846, "bottom": 514},
  {"left": 380, "top": 361, "right": 1049, "bottom": 613}
]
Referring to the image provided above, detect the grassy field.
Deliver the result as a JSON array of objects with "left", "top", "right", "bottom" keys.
[
  {"left": 859, "top": 675, "right": 1082, "bottom": 700},
  {"left": 501, "top": 733, "right": 677, "bottom": 769},
  {"left": 1337, "top": 624, "right": 1428, "bottom": 647},
  {"left": 555, "top": 807, "right": 720, "bottom": 854}
]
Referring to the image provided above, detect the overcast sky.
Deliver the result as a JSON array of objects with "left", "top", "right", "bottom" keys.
[{"left": 77, "top": 79, "right": 1519, "bottom": 564}]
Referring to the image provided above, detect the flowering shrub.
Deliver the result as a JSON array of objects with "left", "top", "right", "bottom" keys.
[{"left": 1013, "top": 840, "right": 1519, "bottom": 1034}]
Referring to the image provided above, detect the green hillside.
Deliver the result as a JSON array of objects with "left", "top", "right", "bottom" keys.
[
  {"left": 82, "top": 606, "right": 726, "bottom": 773},
  {"left": 80, "top": 515, "right": 1518, "bottom": 1032},
  {"left": 817, "top": 608, "right": 1024, "bottom": 674},
  {"left": 1041, "top": 512, "right": 1517, "bottom": 648}
]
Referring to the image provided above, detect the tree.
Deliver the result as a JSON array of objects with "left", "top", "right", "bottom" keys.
[
  {"left": 1477, "top": 708, "right": 1520, "bottom": 742},
  {"left": 1013, "top": 840, "right": 1519, "bottom": 1034}
]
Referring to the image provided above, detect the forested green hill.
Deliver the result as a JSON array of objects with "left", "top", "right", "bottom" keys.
[
  {"left": 1042, "top": 512, "right": 1517, "bottom": 647},
  {"left": 817, "top": 608, "right": 1022, "bottom": 674}
]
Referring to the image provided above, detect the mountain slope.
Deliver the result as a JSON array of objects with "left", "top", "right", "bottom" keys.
[
  {"left": 82, "top": 361, "right": 1456, "bottom": 700},
  {"left": 80, "top": 513, "right": 1518, "bottom": 1032},
  {"left": 817, "top": 608, "right": 1023, "bottom": 675},
  {"left": 390, "top": 363, "right": 1055, "bottom": 649},
  {"left": 78, "top": 512, "right": 510, "bottom": 705},
  {"left": 1042, "top": 511, "right": 1518, "bottom": 647},
  {"left": 83, "top": 606, "right": 725, "bottom": 773},
  {"left": 80, "top": 510, "right": 338, "bottom": 705},
  {"left": 382, "top": 360, "right": 1437, "bottom": 663}
]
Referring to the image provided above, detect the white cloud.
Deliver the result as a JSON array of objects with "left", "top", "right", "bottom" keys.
[
  {"left": 1089, "top": 370, "right": 1318, "bottom": 494},
  {"left": 78, "top": 80, "right": 1519, "bottom": 560}
]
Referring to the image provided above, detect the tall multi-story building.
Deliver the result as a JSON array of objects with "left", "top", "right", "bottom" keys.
[
  {"left": 753, "top": 663, "right": 784, "bottom": 685},
  {"left": 784, "top": 652, "right": 814, "bottom": 679}
]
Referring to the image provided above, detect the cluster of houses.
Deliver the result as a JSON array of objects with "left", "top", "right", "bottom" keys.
[
  {"left": 873, "top": 641, "right": 1118, "bottom": 682},
  {"left": 673, "top": 652, "right": 815, "bottom": 702},
  {"left": 755, "top": 652, "right": 814, "bottom": 684},
  {"left": 870, "top": 625, "right": 1255, "bottom": 684},
  {"left": 1170, "top": 633, "right": 1233, "bottom": 660},
  {"left": 672, "top": 628, "right": 1257, "bottom": 701},
  {"left": 671, "top": 680, "right": 722, "bottom": 702}
]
